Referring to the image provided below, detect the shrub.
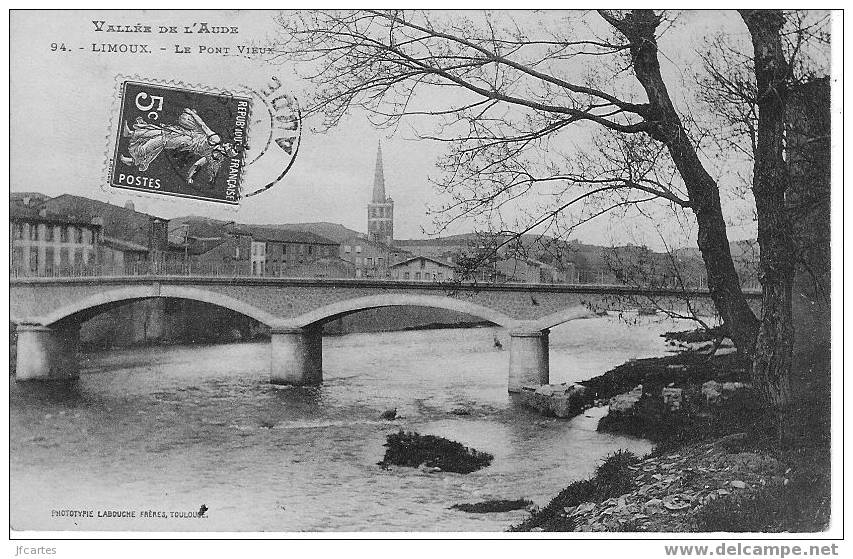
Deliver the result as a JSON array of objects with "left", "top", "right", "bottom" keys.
[
  {"left": 451, "top": 499, "right": 533, "bottom": 513},
  {"left": 378, "top": 431, "right": 493, "bottom": 474},
  {"left": 510, "top": 450, "right": 638, "bottom": 531}
]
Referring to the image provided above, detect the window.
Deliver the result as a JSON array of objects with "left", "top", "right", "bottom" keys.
[
  {"left": 30, "top": 224, "right": 40, "bottom": 241},
  {"left": 45, "top": 247, "right": 55, "bottom": 270},
  {"left": 14, "top": 223, "right": 23, "bottom": 240},
  {"left": 74, "top": 249, "right": 83, "bottom": 265},
  {"left": 355, "top": 257, "right": 362, "bottom": 266},
  {"left": 75, "top": 227, "right": 84, "bottom": 243},
  {"left": 344, "top": 245, "right": 351, "bottom": 254},
  {"left": 404, "top": 272, "right": 410, "bottom": 280},
  {"left": 420, "top": 259, "right": 426, "bottom": 269},
  {"left": 378, "top": 257, "right": 384, "bottom": 267},
  {"left": 29, "top": 248, "right": 39, "bottom": 272},
  {"left": 366, "top": 257, "right": 373, "bottom": 266},
  {"left": 414, "top": 272, "right": 421, "bottom": 281},
  {"left": 308, "top": 245, "right": 314, "bottom": 255},
  {"left": 60, "top": 226, "right": 68, "bottom": 242},
  {"left": 45, "top": 226, "right": 54, "bottom": 242},
  {"left": 355, "top": 245, "right": 362, "bottom": 254}
]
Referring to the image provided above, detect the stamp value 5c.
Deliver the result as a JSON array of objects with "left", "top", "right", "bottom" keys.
[{"left": 110, "top": 81, "right": 251, "bottom": 205}]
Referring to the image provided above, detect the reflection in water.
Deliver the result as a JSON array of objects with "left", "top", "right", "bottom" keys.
[{"left": 10, "top": 315, "right": 689, "bottom": 531}]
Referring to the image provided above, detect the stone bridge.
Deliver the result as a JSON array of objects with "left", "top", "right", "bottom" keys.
[{"left": 10, "top": 276, "right": 760, "bottom": 391}]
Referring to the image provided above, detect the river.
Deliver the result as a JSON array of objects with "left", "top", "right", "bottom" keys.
[{"left": 10, "top": 314, "right": 692, "bottom": 532}]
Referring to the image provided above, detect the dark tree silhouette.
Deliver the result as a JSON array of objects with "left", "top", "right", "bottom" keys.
[{"left": 272, "top": 9, "right": 830, "bottom": 426}]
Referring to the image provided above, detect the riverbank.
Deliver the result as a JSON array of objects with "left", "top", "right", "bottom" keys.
[{"left": 512, "top": 341, "right": 831, "bottom": 532}]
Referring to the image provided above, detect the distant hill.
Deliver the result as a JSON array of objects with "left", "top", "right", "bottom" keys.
[{"left": 167, "top": 218, "right": 362, "bottom": 245}]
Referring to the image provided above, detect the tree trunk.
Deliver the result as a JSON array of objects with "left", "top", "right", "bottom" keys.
[
  {"left": 741, "top": 10, "right": 796, "bottom": 426},
  {"left": 612, "top": 10, "right": 760, "bottom": 353}
]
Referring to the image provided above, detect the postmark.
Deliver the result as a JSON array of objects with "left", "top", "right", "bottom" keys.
[
  {"left": 239, "top": 76, "right": 302, "bottom": 199},
  {"left": 110, "top": 80, "right": 251, "bottom": 205}
]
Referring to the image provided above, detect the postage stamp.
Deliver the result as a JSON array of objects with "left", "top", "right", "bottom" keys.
[{"left": 109, "top": 80, "right": 252, "bottom": 205}]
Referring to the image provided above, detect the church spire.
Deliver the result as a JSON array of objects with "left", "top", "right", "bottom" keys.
[{"left": 372, "top": 141, "right": 386, "bottom": 203}]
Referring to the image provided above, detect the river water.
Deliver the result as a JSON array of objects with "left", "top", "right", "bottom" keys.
[{"left": 10, "top": 314, "right": 691, "bottom": 532}]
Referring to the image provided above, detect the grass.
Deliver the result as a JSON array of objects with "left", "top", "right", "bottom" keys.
[
  {"left": 693, "top": 451, "right": 831, "bottom": 532},
  {"left": 378, "top": 431, "right": 493, "bottom": 474},
  {"left": 510, "top": 450, "right": 639, "bottom": 532}
]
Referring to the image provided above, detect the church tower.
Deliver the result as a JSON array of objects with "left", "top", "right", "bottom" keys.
[{"left": 367, "top": 142, "right": 394, "bottom": 245}]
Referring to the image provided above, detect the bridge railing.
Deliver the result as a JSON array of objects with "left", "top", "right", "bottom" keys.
[{"left": 9, "top": 263, "right": 761, "bottom": 292}]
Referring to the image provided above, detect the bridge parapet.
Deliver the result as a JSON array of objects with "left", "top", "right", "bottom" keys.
[
  {"left": 10, "top": 275, "right": 761, "bottom": 390},
  {"left": 10, "top": 275, "right": 760, "bottom": 329}
]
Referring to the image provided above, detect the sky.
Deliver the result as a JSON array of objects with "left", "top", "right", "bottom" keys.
[{"left": 10, "top": 10, "right": 824, "bottom": 247}]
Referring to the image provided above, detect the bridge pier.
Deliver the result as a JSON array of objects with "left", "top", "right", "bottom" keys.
[
  {"left": 508, "top": 328, "right": 549, "bottom": 392},
  {"left": 270, "top": 326, "right": 323, "bottom": 385},
  {"left": 15, "top": 324, "right": 80, "bottom": 381}
]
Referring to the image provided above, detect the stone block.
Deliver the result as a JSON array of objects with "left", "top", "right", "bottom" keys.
[
  {"left": 519, "top": 382, "right": 589, "bottom": 418},
  {"left": 608, "top": 384, "right": 643, "bottom": 415},
  {"left": 702, "top": 380, "right": 723, "bottom": 404},
  {"left": 661, "top": 387, "right": 684, "bottom": 411}
]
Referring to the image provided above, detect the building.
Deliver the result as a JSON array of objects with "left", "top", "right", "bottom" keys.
[
  {"left": 367, "top": 142, "right": 394, "bottom": 245},
  {"left": 390, "top": 255, "right": 455, "bottom": 282},
  {"left": 10, "top": 203, "right": 101, "bottom": 276},
  {"left": 231, "top": 225, "right": 340, "bottom": 276},
  {"left": 41, "top": 195, "right": 169, "bottom": 268},
  {"left": 339, "top": 234, "right": 411, "bottom": 279},
  {"left": 100, "top": 236, "right": 150, "bottom": 274}
]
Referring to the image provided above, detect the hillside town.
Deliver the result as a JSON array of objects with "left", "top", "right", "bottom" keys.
[{"left": 10, "top": 145, "right": 759, "bottom": 290}]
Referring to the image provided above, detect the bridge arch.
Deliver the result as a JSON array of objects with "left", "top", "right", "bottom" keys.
[
  {"left": 35, "top": 285, "right": 280, "bottom": 327},
  {"left": 526, "top": 306, "right": 596, "bottom": 332},
  {"left": 285, "top": 293, "right": 518, "bottom": 330}
]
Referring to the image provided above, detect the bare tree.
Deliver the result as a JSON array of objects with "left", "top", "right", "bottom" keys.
[
  {"left": 272, "top": 10, "right": 830, "bottom": 423},
  {"left": 697, "top": 11, "right": 830, "bottom": 428}
]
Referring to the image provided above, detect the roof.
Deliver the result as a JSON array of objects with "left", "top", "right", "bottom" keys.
[
  {"left": 42, "top": 194, "right": 166, "bottom": 249},
  {"left": 168, "top": 216, "right": 236, "bottom": 241},
  {"left": 389, "top": 255, "right": 456, "bottom": 269},
  {"left": 102, "top": 236, "right": 149, "bottom": 253},
  {"left": 10, "top": 192, "right": 51, "bottom": 205},
  {"left": 235, "top": 225, "right": 338, "bottom": 245},
  {"left": 10, "top": 203, "right": 100, "bottom": 227},
  {"left": 45, "top": 194, "right": 164, "bottom": 221}
]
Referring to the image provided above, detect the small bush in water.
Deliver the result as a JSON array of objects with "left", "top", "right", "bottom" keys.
[{"left": 378, "top": 431, "right": 493, "bottom": 474}]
